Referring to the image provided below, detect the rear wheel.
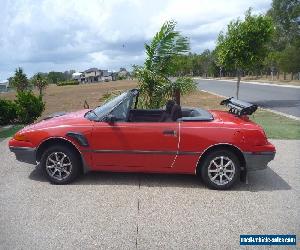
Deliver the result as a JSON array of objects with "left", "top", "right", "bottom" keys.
[
  {"left": 41, "top": 145, "right": 81, "bottom": 184},
  {"left": 200, "top": 150, "right": 240, "bottom": 190}
]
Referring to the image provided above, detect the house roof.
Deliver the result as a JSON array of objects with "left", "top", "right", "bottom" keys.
[
  {"left": 0, "top": 80, "right": 8, "bottom": 86},
  {"left": 85, "top": 68, "right": 99, "bottom": 73}
]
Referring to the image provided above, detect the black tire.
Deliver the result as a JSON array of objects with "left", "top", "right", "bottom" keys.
[
  {"left": 40, "top": 145, "right": 81, "bottom": 184},
  {"left": 200, "top": 149, "right": 240, "bottom": 190}
]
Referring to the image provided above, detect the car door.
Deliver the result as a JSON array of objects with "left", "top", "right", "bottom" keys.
[{"left": 90, "top": 121, "right": 179, "bottom": 172}]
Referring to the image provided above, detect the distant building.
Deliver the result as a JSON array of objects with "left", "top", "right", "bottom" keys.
[
  {"left": 72, "top": 72, "right": 82, "bottom": 82},
  {"left": 0, "top": 80, "right": 9, "bottom": 92},
  {"left": 82, "top": 68, "right": 102, "bottom": 83},
  {"left": 72, "top": 68, "right": 119, "bottom": 83}
]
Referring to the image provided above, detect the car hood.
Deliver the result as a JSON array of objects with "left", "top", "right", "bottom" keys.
[{"left": 21, "top": 109, "right": 91, "bottom": 132}]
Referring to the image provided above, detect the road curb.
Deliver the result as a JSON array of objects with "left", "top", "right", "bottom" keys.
[{"left": 194, "top": 78, "right": 300, "bottom": 89}]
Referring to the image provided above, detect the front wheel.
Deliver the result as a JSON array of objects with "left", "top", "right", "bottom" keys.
[
  {"left": 200, "top": 150, "right": 240, "bottom": 190},
  {"left": 41, "top": 145, "right": 81, "bottom": 184}
]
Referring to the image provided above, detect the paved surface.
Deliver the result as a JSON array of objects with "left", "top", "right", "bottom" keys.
[
  {"left": 0, "top": 139, "right": 299, "bottom": 249},
  {"left": 196, "top": 79, "right": 300, "bottom": 117}
]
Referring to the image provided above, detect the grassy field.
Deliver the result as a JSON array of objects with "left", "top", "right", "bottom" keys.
[
  {"left": 0, "top": 80, "right": 299, "bottom": 139},
  {"left": 250, "top": 111, "right": 300, "bottom": 139},
  {"left": 0, "top": 125, "right": 24, "bottom": 141}
]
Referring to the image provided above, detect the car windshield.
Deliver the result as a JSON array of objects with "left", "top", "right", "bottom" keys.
[{"left": 85, "top": 91, "right": 129, "bottom": 121}]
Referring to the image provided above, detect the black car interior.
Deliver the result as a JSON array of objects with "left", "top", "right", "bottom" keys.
[
  {"left": 128, "top": 100, "right": 214, "bottom": 122},
  {"left": 159, "top": 100, "right": 176, "bottom": 122}
]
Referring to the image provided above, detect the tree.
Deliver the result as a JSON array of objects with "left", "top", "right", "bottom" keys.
[
  {"left": 172, "top": 55, "right": 192, "bottom": 76},
  {"left": 200, "top": 50, "right": 218, "bottom": 77},
  {"left": 278, "top": 40, "right": 300, "bottom": 79},
  {"left": 266, "top": 0, "right": 300, "bottom": 78},
  {"left": 267, "top": 0, "right": 300, "bottom": 50},
  {"left": 11, "top": 67, "right": 30, "bottom": 92},
  {"left": 136, "top": 20, "right": 196, "bottom": 108},
  {"left": 47, "top": 71, "right": 67, "bottom": 84},
  {"left": 171, "top": 77, "right": 196, "bottom": 104},
  {"left": 31, "top": 73, "right": 49, "bottom": 96},
  {"left": 63, "top": 70, "right": 76, "bottom": 81},
  {"left": 7, "top": 77, "right": 13, "bottom": 88},
  {"left": 190, "top": 53, "right": 203, "bottom": 76},
  {"left": 215, "top": 9, "right": 273, "bottom": 98},
  {"left": 264, "top": 51, "right": 281, "bottom": 79}
]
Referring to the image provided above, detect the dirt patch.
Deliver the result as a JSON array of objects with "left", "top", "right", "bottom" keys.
[
  {"left": 0, "top": 80, "right": 137, "bottom": 117},
  {"left": 181, "top": 90, "right": 224, "bottom": 110}
]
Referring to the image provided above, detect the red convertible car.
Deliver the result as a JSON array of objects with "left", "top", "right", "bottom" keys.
[{"left": 9, "top": 89, "right": 275, "bottom": 189}]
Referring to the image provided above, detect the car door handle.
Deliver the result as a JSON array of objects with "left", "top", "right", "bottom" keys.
[{"left": 163, "top": 130, "right": 177, "bottom": 136}]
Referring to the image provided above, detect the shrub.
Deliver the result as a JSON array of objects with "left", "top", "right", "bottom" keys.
[
  {"left": 15, "top": 91, "right": 45, "bottom": 124},
  {"left": 99, "top": 91, "right": 122, "bottom": 103},
  {"left": 117, "top": 75, "right": 127, "bottom": 80},
  {"left": 57, "top": 80, "right": 79, "bottom": 86},
  {"left": 0, "top": 99, "right": 18, "bottom": 125}
]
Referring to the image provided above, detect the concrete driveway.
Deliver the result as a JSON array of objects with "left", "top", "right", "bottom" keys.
[
  {"left": 196, "top": 79, "right": 300, "bottom": 118},
  {"left": 0, "top": 139, "right": 299, "bottom": 249}
]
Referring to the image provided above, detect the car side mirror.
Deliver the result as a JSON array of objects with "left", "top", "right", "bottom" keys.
[{"left": 104, "top": 114, "right": 116, "bottom": 123}]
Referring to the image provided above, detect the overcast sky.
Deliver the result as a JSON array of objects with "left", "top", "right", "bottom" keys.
[{"left": 0, "top": 0, "right": 272, "bottom": 81}]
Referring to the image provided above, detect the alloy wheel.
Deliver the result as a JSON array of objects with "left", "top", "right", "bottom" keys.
[
  {"left": 46, "top": 152, "right": 73, "bottom": 181},
  {"left": 207, "top": 156, "right": 236, "bottom": 186}
]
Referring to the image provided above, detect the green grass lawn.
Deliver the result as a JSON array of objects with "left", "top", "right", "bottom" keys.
[
  {"left": 250, "top": 110, "right": 300, "bottom": 139},
  {"left": 0, "top": 125, "right": 24, "bottom": 141}
]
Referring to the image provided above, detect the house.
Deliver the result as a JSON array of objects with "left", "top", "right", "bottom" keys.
[
  {"left": 82, "top": 68, "right": 102, "bottom": 83},
  {"left": 0, "top": 80, "right": 9, "bottom": 92},
  {"left": 74, "top": 68, "right": 116, "bottom": 83}
]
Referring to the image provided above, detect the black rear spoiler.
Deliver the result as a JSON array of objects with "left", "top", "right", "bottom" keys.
[{"left": 220, "top": 97, "right": 257, "bottom": 116}]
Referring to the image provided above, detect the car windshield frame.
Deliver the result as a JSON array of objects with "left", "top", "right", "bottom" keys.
[{"left": 85, "top": 89, "right": 138, "bottom": 121}]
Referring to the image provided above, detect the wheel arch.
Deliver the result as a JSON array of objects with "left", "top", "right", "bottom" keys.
[
  {"left": 196, "top": 143, "right": 246, "bottom": 175},
  {"left": 36, "top": 137, "right": 89, "bottom": 173}
]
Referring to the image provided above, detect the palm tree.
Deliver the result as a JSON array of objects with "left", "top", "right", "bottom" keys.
[
  {"left": 11, "top": 67, "right": 30, "bottom": 92},
  {"left": 136, "top": 20, "right": 196, "bottom": 108},
  {"left": 32, "top": 73, "right": 49, "bottom": 96}
]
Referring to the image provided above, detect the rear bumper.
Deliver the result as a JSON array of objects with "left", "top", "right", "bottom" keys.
[
  {"left": 243, "top": 151, "right": 275, "bottom": 171},
  {"left": 9, "top": 146, "right": 37, "bottom": 165}
]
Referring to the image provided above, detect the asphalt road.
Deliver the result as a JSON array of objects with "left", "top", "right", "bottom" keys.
[
  {"left": 196, "top": 79, "right": 300, "bottom": 117},
  {"left": 0, "top": 139, "right": 299, "bottom": 249}
]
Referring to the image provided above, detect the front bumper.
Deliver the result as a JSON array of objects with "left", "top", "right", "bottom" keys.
[
  {"left": 243, "top": 151, "right": 275, "bottom": 171},
  {"left": 9, "top": 146, "right": 37, "bottom": 165}
]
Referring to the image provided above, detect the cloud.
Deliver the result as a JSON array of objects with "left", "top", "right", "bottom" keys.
[{"left": 0, "top": 0, "right": 271, "bottom": 80}]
